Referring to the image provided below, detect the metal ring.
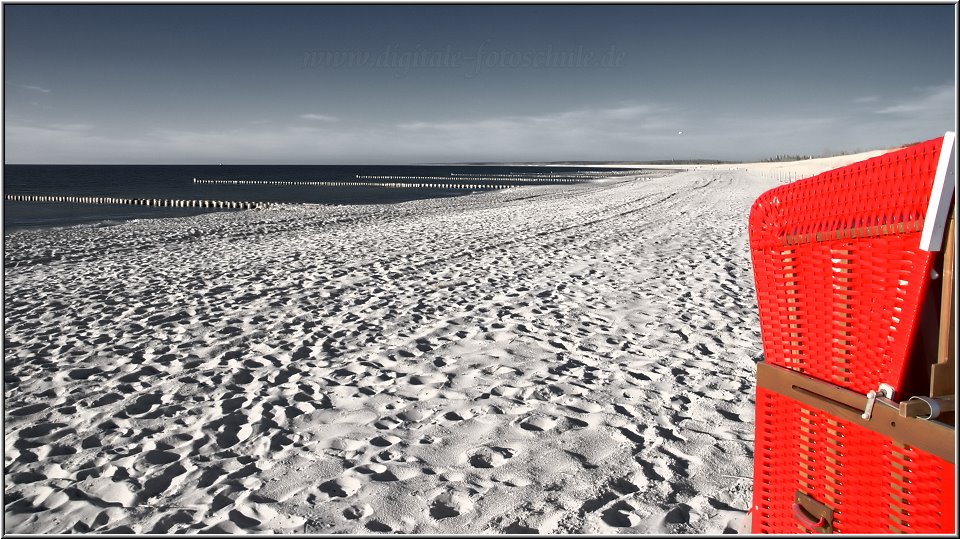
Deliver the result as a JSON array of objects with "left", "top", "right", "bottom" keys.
[{"left": 907, "top": 396, "right": 941, "bottom": 420}]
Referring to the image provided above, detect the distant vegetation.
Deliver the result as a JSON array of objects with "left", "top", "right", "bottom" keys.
[
  {"left": 629, "top": 159, "right": 733, "bottom": 165},
  {"left": 440, "top": 159, "right": 737, "bottom": 166},
  {"left": 896, "top": 139, "right": 929, "bottom": 149},
  {"left": 760, "top": 138, "right": 934, "bottom": 163},
  {"left": 501, "top": 159, "right": 736, "bottom": 165},
  {"left": 760, "top": 149, "right": 865, "bottom": 162},
  {"left": 761, "top": 154, "right": 815, "bottom": 162},
  {"left": 446, "top": 139, "right": 931, "bottom": 168}
]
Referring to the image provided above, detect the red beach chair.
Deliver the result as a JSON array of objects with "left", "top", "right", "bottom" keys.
[{"left": 747, "top": 133, "right": 956, "bottom": 533}]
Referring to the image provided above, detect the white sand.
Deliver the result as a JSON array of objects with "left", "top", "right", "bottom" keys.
[{"left": 2, "top": 150, "right": 888, "bottom": 533}]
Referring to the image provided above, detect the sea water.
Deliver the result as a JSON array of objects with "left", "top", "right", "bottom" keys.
[{"left": 3, "top": 164, "right": 636, "bottom": 230}]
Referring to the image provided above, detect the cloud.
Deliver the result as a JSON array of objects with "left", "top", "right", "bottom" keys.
[
  {"left": 8, "top": 111, "right": 646, "bottom": 163},
  {"left": 5, "top": 122, "right": 362, "bottom": 164},
  {"left": 874, "top": 85, "right": 954, "bottom": 115},
  {"left": 22, "top": 84, "right": 51, "bottom": 94},
  {"left": 397, "top": 103, "right": 676, "bottom": 138},
  {"left": 49, "top": 123, "right": 94, "bottom": 131},
  {"left": 300, "top": 113, "right": 339, "bottom": 122},
  {"left": 0, "top": 103, "right": 792, "bottom": 163},
  {"left": 853, "top": 95, "right": 879, "bottom": 104},
  {"left": 387, "top": 103, "right": 686, "bottom": 160},
  {"left": 558, "top": 104, "right": 668, "bottom": 122},
  {"left": 4, "top": 94, "right": 955, "bottom": 164}
]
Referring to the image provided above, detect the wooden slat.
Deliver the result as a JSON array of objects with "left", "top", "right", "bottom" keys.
[
  {"left": 756, "top": 362, "right": 956, "bottom": 462},
  {"left": 931, "top": 213, "right": 955, "bottom": 400}
]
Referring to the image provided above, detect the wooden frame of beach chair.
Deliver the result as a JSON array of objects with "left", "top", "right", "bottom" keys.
[{"left": 747, "top": 132, "right": 956, "bottom": 534}]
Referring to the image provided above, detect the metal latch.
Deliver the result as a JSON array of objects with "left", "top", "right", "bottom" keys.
[{"left": 862, "top": 383, "right": 896, "bottom": 420}]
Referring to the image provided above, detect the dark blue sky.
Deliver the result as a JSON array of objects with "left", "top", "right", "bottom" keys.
[{"left": 4, "top": 5, "right": 956, "bottom": 163}]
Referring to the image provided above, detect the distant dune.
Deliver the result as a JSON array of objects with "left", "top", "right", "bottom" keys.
[{"left": 428, "top": 147, "right": 895, "bottom": 175}]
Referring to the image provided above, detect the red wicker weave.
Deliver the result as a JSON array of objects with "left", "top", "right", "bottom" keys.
[
  {"left": 748, "top": 136, "right": 955, "bottom": 534},
  {"left": 753, "top": 388, "right": 954, "bottom": 533}
]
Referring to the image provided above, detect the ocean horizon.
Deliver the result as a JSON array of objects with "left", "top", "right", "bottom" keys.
[{"left": 3, "top": 164, "right": 640, "bottom": 230}]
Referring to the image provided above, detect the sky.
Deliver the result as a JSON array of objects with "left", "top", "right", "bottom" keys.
[{"left": 3, "top": 5, "right": 956, "bottom": 164}]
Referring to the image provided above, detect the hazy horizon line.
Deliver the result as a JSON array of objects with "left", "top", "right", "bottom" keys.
[{"left": 5, "top": 146, "right": 903, "bottom": 168}]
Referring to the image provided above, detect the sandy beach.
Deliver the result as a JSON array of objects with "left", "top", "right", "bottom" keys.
[{"left": 3, "top": 152, "right": 886, "bottom": 533}]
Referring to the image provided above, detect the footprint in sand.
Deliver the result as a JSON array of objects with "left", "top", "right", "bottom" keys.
[
  {"left": 602, "top": 501, "right": 643, "bottom": 527},
  {"left": 502, "top": 521, "right": 539, "bottom": 534},
  {"left": 663, "top": 503, "right": 692, "bottom": 525},
  {"left": 429, "top": 491, "right": 474, "bottom": 519},
  {"left": 519, "top": 414, "right": 558, "bottom": 432},
  {"left": 141, "top": 462, "right": 189, "bottom": 501},
  {"left": 318, "top": 475, "right": 362, "bottom": 498},
  {"left": 716, "top": 409, "right": 741, "bottom": 422},
  {"left": 17, "top": 422, "right": 69, "bottom": 440},
  {"left": 443, "top": 409, "right": 475, "bottom": 421},
  {"left": 555, "top": 416, "right": 590, "bottom": 433},
  {"left": 343, "top": 503, "right": 373, "bottom": 520},
  {"left": 370, "top": 434, "right": 401, "bottom": 447},
  {"left": 468, "top": 446, "right": 515, "bottom": 469},
  {"left": 124, "top": 393, "right": 164, "bottom": 416},
  {"left": 364, "top": 520, "right": 393, "bottom": 532},
  {"left": 8, "top": 403, "right": 48, "bottom": 417}
]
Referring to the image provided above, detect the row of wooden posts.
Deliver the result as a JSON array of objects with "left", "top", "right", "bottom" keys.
[
  {"left": 354, "top": 175, "right": 584, "bottom": 183},
  {"left": 193, "top": 178, "right": 512, "bottom": 190},
  {"left": 6, "top": 171, "right": 632, "bottom": 208},
  {"left": 4, "top": 194, "right": 272, "bottom": 209},
  {"left": 447, "top": 171, "right": 641, "bottom": 179}
]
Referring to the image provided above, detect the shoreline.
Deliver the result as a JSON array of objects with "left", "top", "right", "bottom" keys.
[{"left": 2, "top": 167, "right": 621, "bottom": 233}]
